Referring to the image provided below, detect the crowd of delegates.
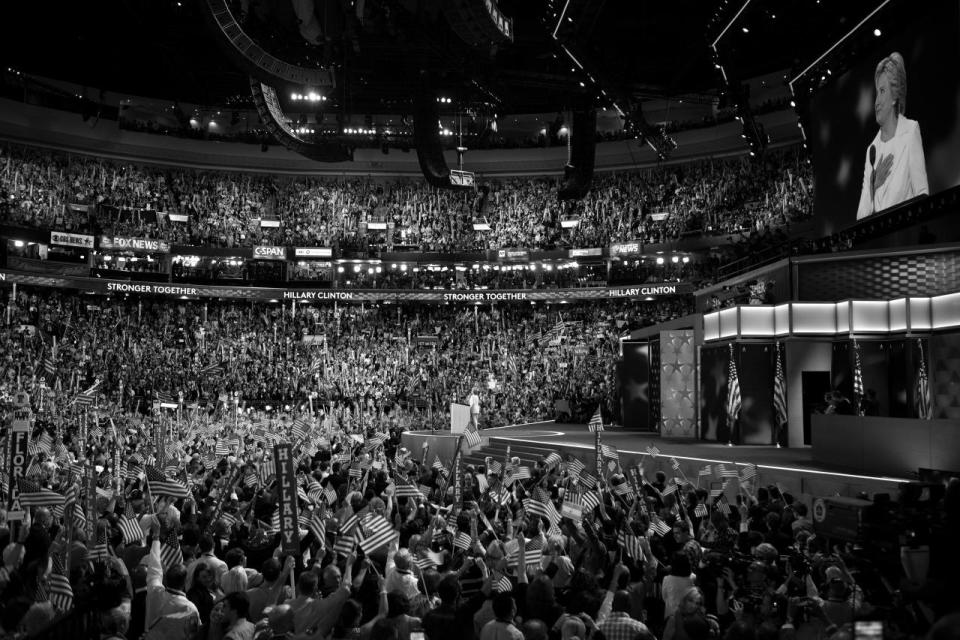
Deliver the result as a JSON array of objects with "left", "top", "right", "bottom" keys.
[
  {"left": 0, "top": 378, "right": 957, "bottom": 640},
  {"left": 1, "top": 287, "right": 687, "bottom": 430},
  {"left": 0, "top": 143, "right": 812, "bottom": 253}
]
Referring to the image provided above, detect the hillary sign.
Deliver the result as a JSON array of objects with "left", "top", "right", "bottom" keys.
[{"left": 273, "top": 444, "right": 300, "bottom": 555}]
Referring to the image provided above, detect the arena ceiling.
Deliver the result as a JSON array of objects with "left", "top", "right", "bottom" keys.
[{"left": 1, "top": 0, "right": 892, "bottom": 115}]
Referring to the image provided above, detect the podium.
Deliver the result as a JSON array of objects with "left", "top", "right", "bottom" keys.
[{"left": 450, "top": 403, "right": 470, "bottom": 433}]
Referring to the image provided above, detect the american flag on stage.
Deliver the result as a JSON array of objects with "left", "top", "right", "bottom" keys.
[
  {"left": 159, "top": 529, "right": 183, "bottom": 571},
  {"left": 48, "top": 554, "right": 73, "bottom": 613},
  {"left": 916, "top": 339, "right": 932, "bottom": 420},
  {"left": 588, "top": 406, "right": 604, "bottom": 432},
  {"left": 145, "top": 465, "right": 190, "bottom": 498},
  {"left": 773, "top": 343, "right": 788, "bottom": 439},
  {"left": 853, "top": 339, "right": 864, "bottom": 416},
  {"left": 726, "top": 344, "right": 742, "bottom": 427}
]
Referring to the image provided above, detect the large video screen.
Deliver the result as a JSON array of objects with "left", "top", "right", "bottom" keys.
[{"left": 809, "top": 1, "right": 960, "bottom": 235}]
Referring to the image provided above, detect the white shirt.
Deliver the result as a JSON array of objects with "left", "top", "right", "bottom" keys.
[
  {"left": 857, "top": 115, "right": 929, "bottom": 220},
  {"left": 468, "top": 393, "right": 480, "bottom": 415}
]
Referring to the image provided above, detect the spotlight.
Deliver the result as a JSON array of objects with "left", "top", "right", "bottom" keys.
[{"left": 873, "top": 28, "right": 881, "bottom": 37}]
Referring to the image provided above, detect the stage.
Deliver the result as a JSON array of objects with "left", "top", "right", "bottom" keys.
[{"left": 459, "top": 421, "right": 913, "bottom": 501}]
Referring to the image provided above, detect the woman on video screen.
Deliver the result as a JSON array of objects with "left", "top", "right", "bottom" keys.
[{"left": 856, "top": 52, "right": 929, "bottom": 220}]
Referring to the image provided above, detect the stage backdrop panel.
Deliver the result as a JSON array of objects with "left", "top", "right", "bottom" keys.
[
  {"left": 619, "top": 341, "right": 650, "bottom": 430},
  {"left": 737, "top": 343, "right": 776, "bottom": 445},
  {"left": 699, "top": 345, "right": 729, "bottom": 441},
  {"left": 930, "top": 332, "right": 960, "bottom": 420},
  {"left": 660, "top": 330, "right": 696, "bottom": 438}
]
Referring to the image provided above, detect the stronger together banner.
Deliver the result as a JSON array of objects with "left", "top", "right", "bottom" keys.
[{"left": 0, "top": 269, "right": 692, "bottom": 304}]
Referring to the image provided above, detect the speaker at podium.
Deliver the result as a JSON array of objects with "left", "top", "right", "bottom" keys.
[{"left": 450, "top": 403, "right": 470, "bottom": 433}]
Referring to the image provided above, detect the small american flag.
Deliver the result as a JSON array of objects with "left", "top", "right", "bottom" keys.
[
  {"left": 453, "top": 531, "right": 472, "bottom": 551},
  {"left": 580, "top": 490, "right": 601, "bottom": 513},
  {"left": 600, "top": 444, "right": 619, "bottom": 461},
  {"left": 698, "top": 465, "right": 712, "bottom": 477},
  {"left": 119, "top": 516, "right": 143, "bottom": 545},
  {"left": 48, "top": 554, "right": 73, "bottom": 613},
  {"left": 694, "top": 503, "right": 709, "bottom": 518},
  {"left": 464, "top": 424, "right": 482, "bottom": 449},
  {"left": 587, "top": 406, "right": 604, "bottom": 432},
  {"left": 566, "top": 458, "right": 585, "bottom": 478},
  {"left": 359, "top": 514, "right": 399, "bottom": 554},
  {"left": 494, "top": 575, "right": 513, "bottom": 592},
  {"left": 618, "top": 531, "right": 644, "bottom": 560},
  {"left": 145, "top": 466, "right": 190, "bottom": 499},
  {"left": 579, "top": 472, "right": 597, "bottom": 490},
  {"left": 159, "top": 529, "right": 183, "bottom": 572},
  {"left": 645, "top": 445, "right": 661, "bottom": 458},
  {"left": 717, "top": 464, "right": 739, "bottom": 479},
  {"left": 543, "top": 452, "right": 562, "bottom": 468},
  {"left": 740, "top": 464, "right": 758, "bottom": 482},
  {"left": 650, "top": 516, "right": 671, "bottom": 537}
]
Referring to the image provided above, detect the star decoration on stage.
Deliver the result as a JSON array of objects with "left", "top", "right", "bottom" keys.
[{"left": 659, "top": 330, "right": 696, "bottom": 437}]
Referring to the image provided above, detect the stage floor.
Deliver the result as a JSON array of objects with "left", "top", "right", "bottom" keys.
[{"left": 478, "top": 421, "right": 912, "bottom": 495}]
